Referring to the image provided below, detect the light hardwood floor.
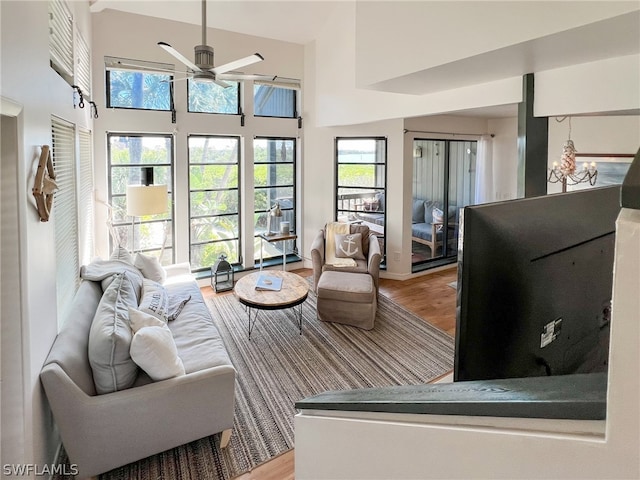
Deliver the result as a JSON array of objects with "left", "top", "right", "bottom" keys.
[{"left": 202, "top": 266, "right": 458, "bottom": 480}]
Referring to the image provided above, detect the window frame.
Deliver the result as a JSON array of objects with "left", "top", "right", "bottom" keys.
[
  {"left": 335, "top": 136, "right": 387, "bottom": 266},
  {"left": 187, "top": 134, "right": 242, "bottom": 272},
  {"left": 253, "top": 136, "right": 298, "bottom": 263},
  {"left": 107, "top": 133, "right": 175, "bottom": 262},
  {"left": 187, "top": 79, "right": 241, "bottom": 115},
  {"left": 105, "top": 65, "right": 175, "bottom": 112},
  {"left": 253, "top": 83, "right": 298, "bottom": 119}
]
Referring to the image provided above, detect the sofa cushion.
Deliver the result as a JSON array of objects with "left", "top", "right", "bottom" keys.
[
  {"left": 139, "top": 278, "right": 169, "bottom": 322},
  {"left": 335, "top": 233, "right": 366, "bottom": 260},
  {"left": 88, "top": 272, "right": 140, "bottom": 394},
  {"left": 412, "top": 222, "right": 437, "bottom": 242},
  {"left": 129, "top": 307, "right": 185, "bottom": 381},
  {"left": 134, "top": 252, "right": 166, "bottom": 284},
  {"left": 412, "top": 199, "right": 426, "bottom": 223},
  {"left": 166, "top": 279, "right": 232, "bottom": 374}
]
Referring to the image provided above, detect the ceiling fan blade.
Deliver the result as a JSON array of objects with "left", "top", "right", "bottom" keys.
[
  {"left": 214, "top": 79, "right": 231, "bottom": 88},
  {"left": 218, "top": 72, "right": 277, "bottom": 82},
  {"left": 211, "top": 53, "right": 264, "bottom": 75},
  {"left": 161, "top": 76, "right": 191, "bottom": 83},
  {"left": 158, "top": 41, "right": 202, "bottom": 72}
]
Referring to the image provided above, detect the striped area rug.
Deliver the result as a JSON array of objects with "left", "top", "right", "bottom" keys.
[{"left": 95, "top": 286, "right": 454, "bottom": 480}]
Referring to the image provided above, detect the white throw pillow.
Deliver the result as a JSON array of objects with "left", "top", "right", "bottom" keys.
[
  {"left": 139, "top": 278, "right": 169, "bottom": 322},
  {"left": 134, "top": 252, "right": 166, "bottom": 284},
  {"left": 129, "top": 307, "right": 185, "bottom": 381},
  {"left": 110, "top": 245, "right": 134, "bottom": 265}
]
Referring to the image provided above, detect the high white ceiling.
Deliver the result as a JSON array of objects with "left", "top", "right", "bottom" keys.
[
  {"left": 90, "top": 1, "right": 639, "bottom": 118},
  {"left": 90, "top": 0, "right": 340, "bottom": 45}
]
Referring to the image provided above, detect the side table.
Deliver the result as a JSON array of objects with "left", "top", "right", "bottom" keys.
[{"left": 258, "top": 232, "right": 297, "bottom": 271}]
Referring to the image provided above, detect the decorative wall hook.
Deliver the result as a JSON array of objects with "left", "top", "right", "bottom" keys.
[
  {"left": 72, "top": 85, "right": 85, "bottom": 108},
  {"left": 89, "top": 101, "right": 99, "bottom": 118}
]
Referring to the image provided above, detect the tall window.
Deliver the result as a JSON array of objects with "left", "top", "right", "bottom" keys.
[
  {"left": 188, "top": 80, "right": 239, "bottom": 114},
  {"left": 52, "top": 116, "right": 79, "bottom": 325},
  {"left": 253, "top": 83, "right": 296, "bottom": 118},
  {"left": 188, "top": 136, "right": 241, "bottom": 271},
  {"left": 254, "top": 138, "right": 297, "bottom": 262},
  {"left": 108, "top": 134, "right": 174, "bottom": 263},
  {"left": 105, "top": 57, "right": 174, "bottom": 111},
  {"left": 335, "top": 137, "right": 387, "bottom": 263}
]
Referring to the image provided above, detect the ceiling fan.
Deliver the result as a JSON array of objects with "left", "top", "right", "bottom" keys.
[{"left": 157, "top": 0, "right": 267, "bottom": 87}]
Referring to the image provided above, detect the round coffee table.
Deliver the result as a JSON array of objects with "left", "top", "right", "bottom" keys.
[{"left": 234, "top": 271, "right": 309, "bottom": 338}]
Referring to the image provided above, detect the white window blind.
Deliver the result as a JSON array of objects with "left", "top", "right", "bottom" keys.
[
  {"left": 78, "top": 128, "right": 94, "bottom": 265},
  {"left": 51, "top": 116, "right": 79, "bottom": 326},
  {"left": 75, "top": 28, "right": 91, "bottom": 97},
  {"left": 49, "top": 0, "right": 74, "bottom": 78}
]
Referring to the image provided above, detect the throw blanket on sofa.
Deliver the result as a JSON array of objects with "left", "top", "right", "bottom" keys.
[
  {"left": 325, "top": 222, "right": 357, "bottom": 267},
  {"left": 80, "top": 259, "right": 192, "bottom": 320},
  {"left": 80, "top": 259, "right": 145, "bottom": 283}
]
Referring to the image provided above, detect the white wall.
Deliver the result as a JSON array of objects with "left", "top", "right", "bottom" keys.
[
  {"left": 0, "top": 0, "right": 94, "bottom": 473},
  {"left": 535, "top": 55, "right": 640, "bottom": 117},
  {"left": 547, "top": 116, "right": 640, "bottom": 194},
  {"left": 91, "top": 9, "right": 303, "bottom": 266},
  {"left": 310, "top": 2, "right": 523, "bottom": 128},
  {"left": 354, "top": 2, "right": 639, "bottom": 88},
  {"left": 489, "top": 117, "right": 519, "bottom": 201}
]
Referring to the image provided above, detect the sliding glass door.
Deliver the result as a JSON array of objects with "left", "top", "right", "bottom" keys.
[{"left": 412, "top": 139, "right": 476, "bottom": 270}]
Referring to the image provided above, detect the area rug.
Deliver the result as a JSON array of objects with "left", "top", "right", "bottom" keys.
[{"left": 58, "top": 287, "right": 454, "bottom": 480}]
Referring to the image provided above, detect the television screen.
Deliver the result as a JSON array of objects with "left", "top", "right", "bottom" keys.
[{"left": 454, "top": 186, "right": 620, "bottom": 381}]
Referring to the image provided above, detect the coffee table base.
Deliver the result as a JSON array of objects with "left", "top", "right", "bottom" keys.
[{"left": 244, "top": 301, "right": 304, "bottom": 339}]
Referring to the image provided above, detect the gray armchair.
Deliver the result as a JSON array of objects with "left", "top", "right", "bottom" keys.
[{"left": 310, "top": 223, "right": 382, "bottom": 295}]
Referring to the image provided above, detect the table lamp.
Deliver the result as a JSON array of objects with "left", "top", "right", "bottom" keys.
[{"left": 266, "top": 202, "right": 282, "bottom": 236}]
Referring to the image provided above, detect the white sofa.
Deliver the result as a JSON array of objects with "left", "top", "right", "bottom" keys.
[{"left": 40, "top": 262, "right": 236, "bottom": 479}]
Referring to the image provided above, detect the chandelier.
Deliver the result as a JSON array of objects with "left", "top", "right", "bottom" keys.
[{"left": 548, "top": 117, "right": 597, "bottom": 192}]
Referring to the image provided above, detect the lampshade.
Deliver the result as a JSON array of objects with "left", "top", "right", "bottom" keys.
[{"left": 126, "top": 184, "right": 168, "bottom": 216}]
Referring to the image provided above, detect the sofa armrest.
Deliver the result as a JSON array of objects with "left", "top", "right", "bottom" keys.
[
  {"left": 310, "top": 229, "right": 325, "bottom": 293},
  {"left": 367, "top": 234, "right": 382, "bottom": 295},
  {"left": 40, "top": 363, "right": 236, "bottom": 479}
]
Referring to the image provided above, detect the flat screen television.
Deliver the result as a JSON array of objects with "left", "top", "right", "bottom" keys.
[{"left": 454, "top": 186, "right": 620, "bottom": 382}]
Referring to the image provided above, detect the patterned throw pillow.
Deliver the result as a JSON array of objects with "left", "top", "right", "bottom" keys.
[
  {"left": 433, "top": 207, "right": 444, "bottom": 232},
  {"left": 139, "top": 278, "right": 169, "bottom": 322},
  {"left": 334, "top": 233, "right": 366, "bottom": 260}
]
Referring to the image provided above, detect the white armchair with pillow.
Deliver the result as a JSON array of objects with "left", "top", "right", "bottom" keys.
[{"left": 310, "top": 222, "right": 381, "bottom": 295}]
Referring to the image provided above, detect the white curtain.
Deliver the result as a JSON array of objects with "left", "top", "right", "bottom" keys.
[{"left": 474, "top": 134, "right": 494, "bottom": 204}]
